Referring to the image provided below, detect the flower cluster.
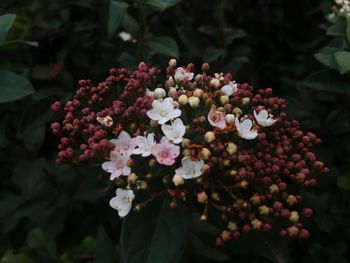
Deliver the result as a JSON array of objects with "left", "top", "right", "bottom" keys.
[
  {"left": 333, "top": 0, "right": 350, "bottom": 15},
  {"left": 51, "top": 60, "right": 329, "bottom": 244}
]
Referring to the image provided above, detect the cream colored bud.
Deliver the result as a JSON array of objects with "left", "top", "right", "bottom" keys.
[
  {"left": 178, "top": 94, "right": 188, "bottom": 105},
  {"left": 188, "top": 96, "right": 200, "bottom": 108},
  {"left": 200, "top": 148, "right": 211, "bottom": 160},
  {"left": 287, "top": 226, "right": 299, "bottom": 237},
  {"left": 269, "top": 184, "right": 279, "bottom": 194},
  {"left": 168, "top": 87, "right": 177, "bottom": 98},
  {"left": 259, "top": 205, "right": 270, "bottom": 215},
  {"left": 193, "top": 88, "right": 203, "bottom": 97},
  {"left": 210, "top": 78, "right": 221, "bottom": 88},
  {"left": 165, "top": 77, "right": 174, "bottom": 87},
  {"left": 150, "top": 119, "right": 158, "bottom": 127},
  {"left": 128, "top": 173, "right": 138, "bottom": 184},
  {"left": 182, "top": 149, "right": 191, "bottom": 157},
  {"left": 240, "top": 180, "right": 248, "bottom": 188},
  {"left": 225, "top": 114, "right": 235, "bottom": 124},
  {"left": 197, "top": 192, "right": 208, "bottom": 203},
  {"left": 227, "top": 222, "right": 238, "bottom": 231},
  {"left": 229, "top": 170, "right": 238, "bottom": 176},
  {"left": 168, "top": 58, "right": 177, "bottom": 68},
  {"left": 289, "top": 211, "right": 299, "bottom": 223},
  {"left": 251, "top": 219, "right": 263, "bottom": 230},
  {"left": 241, "top": 97, "right": 251, "bottom": 106},
  {"left": 172, "top": 174, "right": 184, "bottom": 186},
  {"left": 211, "top": 193, "right": 220, "bottom": 201},
  {"left": 232, "top": 107, "right": 243, "bottom": 116},
  {"left": 204, "top": 131, "right": 215, "bottom": 143},
  {"left": 149, "top": 158, "right": 157, "bottom": 167},
  {"left": 286, "top": 195, "right": 297, "bottom": 206},
  {"left": 140, "top": 181, "right": 148, "bottom": 190},
  {"left": 219, "top": 95, "right": 229, "bottom": 105},
  {"left": 200, "top": 214, "right": 207, "bottom": 220},
  {"left": 181, "top": 138, "right": 191, "bottom": 147},
  {"left": 226, "top": 142, "right": 238, "bottom": 155},
  {"left": 154, "top": 88, "right": 166, "bottom": 99},
  {"left": 195, "top": 74, "right": 203, "bottom": 82}
]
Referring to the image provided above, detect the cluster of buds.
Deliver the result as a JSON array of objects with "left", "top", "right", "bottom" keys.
[
  {"left": 51, "top": 60, "right": 329, "bottom": 244},
  {"left": 332, "top": 0, "right": 350, "bottom": 15}
]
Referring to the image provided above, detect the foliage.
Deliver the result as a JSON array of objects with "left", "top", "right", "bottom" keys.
[{"left": 0, "top": 0, "right": 349, "bottom": 262}]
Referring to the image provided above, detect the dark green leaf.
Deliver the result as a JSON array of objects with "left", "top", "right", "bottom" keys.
[
  {"left": 303, "top": 70, "right": 350, "bottom": 93},
  {"left": 346, "top": 16, "right": 350, "bottom": 43},
  {"left": 144, "top": 0, "right": 181, "bottom": 11},
  {"left": 0, "top": 14, "right": 16, "bottom": 44},
  {"left": 27, "top": 228, "right": 56, "bottom": 259},
  {"left": 95, "top": 226, "right": 116, "bottom": 263},
  {"left": 327, "top": 19, "right": 346, "bottom": 37},
  {"left": 254, "top": 234, "right": 290, "bottom": 263},
  {"left": 314, "top": 47, "right": 339, "bottom": 70},
  {"left": 176, "top": 27, "right": 205, "bottom": 57},
  {"left": 334, "top": 51, "right": 350, "bottom": 74},
  {"left": 107, "top": 0, "right": 129, "bottom": 38},
  {"left": 189, "top": 233, "right": 228, "bottom": 261},
  {"left": 203, "top": 47, "right": 226, "bottom": 63},
  {"left": 121, "top": 198, "right": 190, "bottom": 263},
  {"left": 146, "top": 36, "right": 179, "bottom": 58},
  {"left": 0, "top": 251, "right": 35, "bottom": 263},
  {"left": 337, "top": 176, "right": 350, "bottom": 190},
  {"left": 0, "top": 40, "right": 38, "bottom": 51},
  {"left": 0, "top": 70, "right": 35, "bottom": 103}
]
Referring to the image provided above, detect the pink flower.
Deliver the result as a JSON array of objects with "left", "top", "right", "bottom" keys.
[
  {"left": 208, "top": 106, "right": 226, "bottom": 129},
  {"left": 174, "top": 67, "right": 194, "bottom": 82},
  {"left": 151, "top": 137, "right": 180, "bottom": 166},
  {"left": 102, "top": 151, "right": 131, "bottom": 180},
  {"left": 110, "top": 131, "right": 136, "bottom": 156}
]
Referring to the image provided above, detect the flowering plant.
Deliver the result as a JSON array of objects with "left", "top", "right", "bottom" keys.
[{"left": 51, "top": 59, "right": 328, "bottom": 258}]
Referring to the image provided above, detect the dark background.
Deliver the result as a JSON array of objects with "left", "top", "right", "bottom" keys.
[{"left": 1, "top": 0, "right": 350, "bottom": 262}]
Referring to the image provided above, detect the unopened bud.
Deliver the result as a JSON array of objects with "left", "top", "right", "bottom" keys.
[
  {"left": 210, "top": 78, "right": 221, "bottom": 88},
  {"left": 172, "top": 174, "right": 184, "bottom": 186},
  {"left": 226, "top": 142, "right": 238, "bottom": 155},
  {"left": 178, "top": 94, "right": 188, "bottom": 105},
  {"left": 197, "top": 192, "right": 208, "bottom": 203},
  {"left": 188, "top": 96, "right": 200, "bottom": 108},
  {"left": 204, "top": 131, "right": 215, "bottom": 143},
  {"left": 219, "top": 95, "right": 229, "bottom": 105},
  {"left": 168, "top": 58, "right": 177, "bottom": 68},
  {"left": 232, "top": 107, "right": 243, "bottom": 116},
  {"left": 241, "top": 97, "right": 251, "bottom": 106}
]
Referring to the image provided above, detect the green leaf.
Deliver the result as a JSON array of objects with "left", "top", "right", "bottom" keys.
[
  {"left": 107, "top": 0, "right": 129, "bottom": 38},
  {"left": 253, "top": 234, "right": 290, "bottom": 263},
  {"left": 27, "top": 228, "right": 56, "bottom": 259},
  {"left": 0, "top": 115, "right": 8, "bottom": 148},
  {"left": 346, "top": 16, "right": 350, "bottom": 43},
  {"left": 0, "top": 251, "right": 35, "bottom": 263},
  {"left": 0, "top": 40, "right": 38, "bottom": 51},
  {"left": 337, "top": 176, "right": 350, "bottom": 190},
  {"left": 314, "top": 47, "right": 339, "bottom": 70},
  {"left": 121, "top": 198, "right": 190, "bottom": 263},
  {"left": 176, "top": 27, "right": 205, "bottom": 57},
  {"left": 0, "top": 70, "right": 35, "bottom": 103},
  {"left": 95, "top": 226, "right": 116, "bottom": 263},
  {"left": 334, "top": 51, "right": 350, "bottom": 74},
  {"left": 203, "top": 47, "right": 226, "bottom": 63},
  {"left": 303, "top": 69, "right": 350, "bottom": 93},
  {"left": 0, "top": 14, "right": 16, "bottom": 44},
  {"left": 189, "top": 233, "right": 228, "bottom": 261},
  {"left": 146, "top": 36, "right": 179, "bottom": 58},
  {"left": 144, "top": 0, "right": 181, "bottom": 11},
  {"left": 327, "top": 18, "right": 346, "bottom": 37}
]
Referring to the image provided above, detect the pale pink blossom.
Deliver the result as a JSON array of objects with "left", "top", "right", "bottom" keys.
[
  {"left": 208, "top": 106, "right": 226, "bottom": 129},
  {"left": 151, "top": 137, "right": 180, "bottom": 166},
  {"left": 110, "top": 131, "right": 136, "bottom": 156},
  {"left": 102, "top": 151, "right": 131, "bottom": 180},
  {"left": 174, "top": 67, "right": 194, "bottom": 82}
]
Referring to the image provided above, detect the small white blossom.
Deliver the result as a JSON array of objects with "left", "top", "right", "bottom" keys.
[
  {"left": 147, "top": 97, "right": 182, "bottom": 124},
  {"left": 110, "top": 131, "right": 136, "bottom": 156},
  {"left": 132, "top": 134, "right": 156, "bottom": 157},
  {"left": 235, "top": 117, "right": 258, "bottom": 140},
  {"left": 118, "top": 32, "right": 132, "bottom": 42},
  {"left": 96, "top": 116, "right": 113, "bottom": 127},
  {"left": 161, "top": 118, "right": 186, "bottom": 144},
  {"left": 102, "top": 151, "right": 131, "bottom": 180},
  {"left": 174, "top": 67, "right": 194, "bottom": 82},
  {"left": 175, "top": 157, "right": 204, "bottom": 179},
  {"left": 221, "top": 81, "right": 238, "bottom": 96},
  {"left": 254, "top": 110, "right": 277, "bottom": 127},
  {"left": 109, "top": 188, "right": 135, "bottom": 217}
]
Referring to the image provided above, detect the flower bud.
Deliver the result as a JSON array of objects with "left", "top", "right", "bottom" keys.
[
  {"left": 168, "top": 58, "right": 177, "bottom": 68},
  {"left": 225, "top": 114, "right": 235, "bottom": 124},
  {"left": 193, "top": 88, "right": 203, "bottom": 97},
  {"left": 150, "top": 119, "right": 158, "bottom": 127},
  {"left": 227, "top": 222, "right": 238, "bottom": 231},
  {"left": 229, "top": 170, "right": 238, "bottom": 176},
  {"left": 241, "top": 97, "right": 251, "bottom": 106},
  {"left": 269, "top": 184, "right": 279, "bottom": 194},
  {"left": 181, "top": 138, "right": 191, "bottom": 147},
  {"left": 226, "top": 142, "right": 238, "bottom": 155},
  {"left": 154, "top": 88, "right": 166, "bottom": 99},
  {"left": 128, "top": 173, "right": 138, "bottom": 184},
  {"left": 149, "top": 158, "right": 157, "bottom": 167},
  {"left": 289, "top": 211, "right": 299, "bottom": 223},
  {"left": 259, "top": 205, "right": 269, "bottom": 215},
  {"left": 286, "top": 195, "right": 297, "bottom": 206},
  {"left": 251, "top": 219, "right": 263, "bottom": 230},
  {"left": 168, "top": 87, "right": 177, "bottom": 98},
  {"left": 204, "top": 131, "right": 215, "bottom": 143},
  {"left": 219, "top": 95, "right": 229, "bottom": 105},
  {"left": 287, "top": 226, "right": 299, "bottom": 237},
  {"left": 200, "top": 148, "right": 211, "bottom": 160},
  {"left": 221, "top": 230, "right": 231, "bottom": 241},
  {"left": 178, "top": 94, "right": 188, "bottom": 105},
  {"left": 197, "top": 192, "right": 208, "bottom": 203},
  {"left": 232, "top": 107, "right": 243, "bottom": 116},
  {"left": 210, "top": 78, "right": 221, "bottom": 88},
  {"left": 188, "top": 96, "right": 200, "bottom": 108},
  {"left": 240, "top": 180, "right": 248, "bottom": 188},
  {"left": 172, "top": 174, "right": 184, "bottom": 186}
]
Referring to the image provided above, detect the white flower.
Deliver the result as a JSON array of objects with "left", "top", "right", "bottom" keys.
[
  {"left": 161, "top": 118, "right": 186, "bottom": 144},
  {"left": 174, "top": 67, "right": 194, "bottom": 82},
  {"left": 110, "top": 131, "right": 136, "bottom": 156},
  {"left": 221, "top": 81, "right": 238, "bottom": 96},
  {"left": 235, "top": 117, "right": 258, "bottom": 140},
  {"left": 118, "top": 32, "right": 132, "bottom": 42},
  {"left": 132, "top": 134, "right": 156, "bottom": 157},
  {"left": 109, "top": 188, "right": 135, "bottom": 217},
  {"left": 147, "top": 97, "right": 182, "bottom": 124},
  {"left": 96, "top": 116, "right": 113, "bottom": 127},
  {"left": 175, "top": 157, "right": 204, "bottom": 179},
  {"left": 102, "top": 151, "right": 131, "bottom": 180},
  {"left": 253, "top": 110, "right": 277, "bottom": 127}
]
